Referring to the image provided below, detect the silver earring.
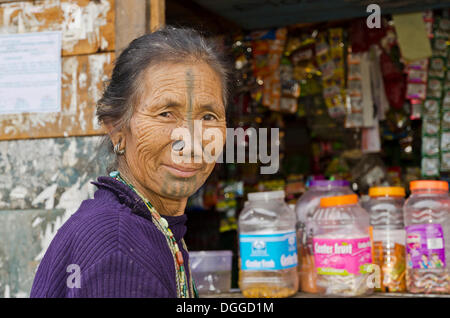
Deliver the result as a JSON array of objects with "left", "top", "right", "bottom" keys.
[{"left": 114, "top": 140, "right": 125, "bottom": 155}]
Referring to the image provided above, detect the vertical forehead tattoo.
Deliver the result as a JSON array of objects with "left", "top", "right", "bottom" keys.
[
  {"left": 171, "top": 69, "right": 194, "bottom": 153},
  {"left": 186, "top": 68, "right": 194, "bottom": 134}
]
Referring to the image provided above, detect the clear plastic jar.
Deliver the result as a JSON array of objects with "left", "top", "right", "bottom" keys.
[
  {"left": 238, "top": 191, "right": 298, "bottom": 298},
  {"left": 366, "top": 186, "right": 406, "bottom": 292},
  {"left": 403, "top": 180, "right": 450, "bottom": 294},
  {"left": 294, "top": 180, "right": 353, "bottom": 293},
  {"left": 311, "top": 194, "right": 373, "bottom": 296}
]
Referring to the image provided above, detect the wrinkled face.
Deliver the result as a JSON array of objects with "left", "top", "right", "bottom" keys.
[{"left": 124, "top": 62, "right": 226, "bottom": 199}]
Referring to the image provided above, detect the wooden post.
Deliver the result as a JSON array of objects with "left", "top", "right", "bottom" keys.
[
  {"left": 115, "top": 0, "right": 147, "bottom": 55},
  {"left": 149, "top": 0, "right": 165, "bottom": 33}
]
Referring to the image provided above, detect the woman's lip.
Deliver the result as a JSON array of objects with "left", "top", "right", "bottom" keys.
[{"left": 162, "top": 164, "right": 201, "bottom": 178}]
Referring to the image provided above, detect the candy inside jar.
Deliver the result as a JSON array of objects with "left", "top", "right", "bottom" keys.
[
  {"left": 311, "top": 194, "right": 374, "bottom": 296},
  {"left": 366, "top": 186, "right": 407, "bottom": 292},
  {"left": 403, "top": 180, "right": 450, "bottom": 294}
]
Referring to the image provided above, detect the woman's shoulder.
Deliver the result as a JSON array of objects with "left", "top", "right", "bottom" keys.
[
  {"left": 31, "top": 191, "right": 172, "bottom": 297},
  {"left": 46, "top": 193, "right": 122, "bottom": 261},
  {"left": 51, "top": 186, "right": 160, "bottom": 263}
]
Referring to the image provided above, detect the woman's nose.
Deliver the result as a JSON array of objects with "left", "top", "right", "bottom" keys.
[{"left": 174, "top": 120, "right": 204, "bottom": 163}]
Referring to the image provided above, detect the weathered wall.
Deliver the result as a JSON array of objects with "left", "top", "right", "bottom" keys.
[
  {"left": 0, "top": 136, "right": 111, "bottom": 211},
  {"left": 0, "top": 135, "right": 114, "bottom": 297},
  {"left": 0, "top": 0, "right": 115, "bottom": 140},
  {"left": 0, "top": 208, "right": 66, "bottom": 298},
  {"left": 0, "top": 0, "right": 118, "bottom": 297},
  {"left": 0, "top": 0, "right": 115, "bottom": 56}
]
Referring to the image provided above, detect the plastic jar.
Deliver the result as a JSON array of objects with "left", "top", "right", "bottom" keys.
[
  {"left": 294, "top": 180, "right": 353, "bottom": 293},
  {"left": 311, "top": 194, "right": 373, "bottom": 296},
  {"left": 366, "top": 186, "right": 406, "bottom": 292},
  {"left": 238, "top": 191, "right": 298, "bottom": 298},
  {"left": 189, "top": 250, "right": 233, "bottom": 295},
  {"left": 403, "top": 180, "right": 450, "bottom": 294}
]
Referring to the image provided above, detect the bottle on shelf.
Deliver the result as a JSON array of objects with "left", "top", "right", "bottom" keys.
[
  {"left": 403, "top": 180, "right": 449, "bottom": 294},
  {"left": 238, "top": 190, "right": 298, "bottom": 298}
]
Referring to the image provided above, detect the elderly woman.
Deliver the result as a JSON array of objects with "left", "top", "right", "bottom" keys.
[{"left": 30, "top": 27, "right": 229, "bottom": 298}]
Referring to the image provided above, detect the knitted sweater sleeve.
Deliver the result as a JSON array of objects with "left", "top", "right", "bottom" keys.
[
  {"left": 67, "top": 250, "right": 172, "bottom": 298},
  {"left": 30, "top": 250, "right": 172, "bottom": 298}
]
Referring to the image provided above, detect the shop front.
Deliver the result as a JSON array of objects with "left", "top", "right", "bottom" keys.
[{"left": 164, "top": 0, "right": 450, "bottom": 298}]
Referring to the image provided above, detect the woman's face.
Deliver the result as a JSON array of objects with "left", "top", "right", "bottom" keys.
[{"left": 124, "top": 62, "right": 226, "bottom": 200}]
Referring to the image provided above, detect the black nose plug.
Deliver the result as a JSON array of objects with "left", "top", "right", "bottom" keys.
[{"left": 172, "top": 140, "right": 185, "bottom": 152}]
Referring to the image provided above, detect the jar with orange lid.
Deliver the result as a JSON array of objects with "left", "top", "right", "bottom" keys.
[
  {"left": 403, "top": 180, "right": 450, "bottom": 294},
  {"left": 294, "top": 180, "right": 353, "bottom": 293},
  {"left": 311, "top": 194, "right": 373, "bottom": 296},
  {"left": 366, "top": 186, "right": 406, "bottom": 292}
]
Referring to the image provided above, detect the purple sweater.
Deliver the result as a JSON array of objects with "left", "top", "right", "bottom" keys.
[{"left": 30, "top": 176, "right": 192, "bottom": 298}]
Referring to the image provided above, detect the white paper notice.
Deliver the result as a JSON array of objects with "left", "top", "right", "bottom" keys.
[{"left": 0, "top": 31, "right": 62, "bottom": 115}]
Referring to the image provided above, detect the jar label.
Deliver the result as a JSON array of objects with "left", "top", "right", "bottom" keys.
[
  {"left": 313, "top": 237, "right": 373, "bottom": 276},
  {"left": 405, "top": 224, "right": 446, "bottom": 269},
  {"left": 373, "top": 229, "right": 406, "bottom": 246},
  {"left": 239, "top": 231, "right": 298, "bottom": 271}
]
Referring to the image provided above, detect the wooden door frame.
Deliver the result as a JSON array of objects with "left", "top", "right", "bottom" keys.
[{"left": 115, "top": 0, "right": 166, "bottom": 55}]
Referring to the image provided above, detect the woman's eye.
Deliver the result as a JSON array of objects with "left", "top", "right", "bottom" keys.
[
  {"left": 202, "top": 114, "right": 216, "bottom": 121},
  {"left": 159, "top": 112, "right": 172, "bottom": 118}
]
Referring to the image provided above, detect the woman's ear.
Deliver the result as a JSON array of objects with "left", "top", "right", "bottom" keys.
[{"left": 104, "top": 122, "right": 126, "bottom": 151}]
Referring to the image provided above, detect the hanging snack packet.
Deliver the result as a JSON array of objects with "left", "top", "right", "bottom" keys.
[
  {"left": 410, "top": 99, "right": 423, "bottom": 120},
  {"left": 280, "top": 59, "right": 300, "bottom": 98},
  {"left": 406, "top": 82, "right": 427, "bottom": 100},
  {"left": 405, "top": 56, "right": 428, "bottom": 105},
  {"left": 432, "top": 37, "right": 448, "bottom": 57},
  {"left": 428, "top": 57, "right": 446, "bottom": 79},
  {"left": 407, "top": 69, "right": 428, "bottom": 83},
  {"left": 434, "top": 17, "right": 450, "bottom": 38},
  {"left": 427, "top": 78, "right": 444, "bottom": 94},
  {"left": 345, "top": 50, "right": 364, "bottom": 127},
  {"left": 407, "top": 58, "right": 429, "bottom": 70},
  {"left": 443, "top": 90, "right": 450, "bottom": 109},
  {"left": 319, "top": 29, "right": 346, "bottom": 118},
  {"left": 441, "top": 131, "right": 450, "bottom": 151},
  {"left": 423, "top": 98, "right": 441, "bottom": 117},
  {"left": 422, "top": 136, "right": 440, "bottom": 156},
  {"left": 421, "top": 156, "right": 440, "bottom": 177},
  {"left": 440, "top": 152, "right": 450, "bottom": 171},
  {"left": 423, "top": 117, "right": 440, "bottom": 135},
  {"left": 442, "top": 109, "right": 450, "bottom": 130},
  {"left": 316, "top": 52, "right": 335, "bottom": 80},
  {"left": 423, "top": 10, "right": 434, "bottom": 36}
]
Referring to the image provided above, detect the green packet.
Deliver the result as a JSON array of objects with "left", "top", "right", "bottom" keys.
[
  {"left": 441, "top": 151, "right": 450, "bottom": 172},
  {"left": 441, "top": 131, "right": 450, "bottom": 152},
  {"left": 441, "top": 109, "right": 450, "bottom": 130},
  {"left": 427, "top": 77, "right": 444, "bottom": 98},
  {"left": 422, "top": 135, "right": 440, "bottom": 157},
  {"left": 423, "top": 98, "right": 441, "bottom": 118},
  {"left": 432, "top": 37, "right": 447, "bottom": 57},
  {"left": 423, "top": 117, "right": 441, "bottom": 135},
  {"left": 422, "top": 155, "right": 440, "bottom": 178},
  {"left": 443, "top": 90, "right": 450, "bottom": 109},
  {"left": 429, "top": 57, "right": 446, "bottom": 79}
]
